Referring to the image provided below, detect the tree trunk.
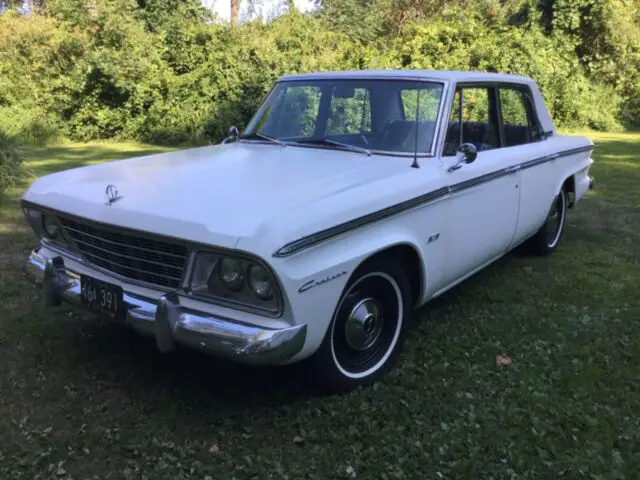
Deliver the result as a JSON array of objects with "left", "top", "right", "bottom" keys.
[{"left": 230, "top": 0, "right": 240, "bottom": 25}]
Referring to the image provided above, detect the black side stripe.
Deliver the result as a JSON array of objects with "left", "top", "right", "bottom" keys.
[
  {"left": 273, "top": 187, "right": 450, "bottom": 258},
  {"left": 448, "top": 168, "right": 510, "bottom": 194},
  {"left": 273, "top": 144, "right": 594, "bottom": 258}
]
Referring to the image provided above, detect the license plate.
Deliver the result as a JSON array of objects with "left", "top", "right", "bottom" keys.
[{"left": 80, "top": 275, "right": 125, "bottom": 320}]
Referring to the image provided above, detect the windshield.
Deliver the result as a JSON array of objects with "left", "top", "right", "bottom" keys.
[{"left": 242, "top": 79, "right": 445, "bottom": 156}]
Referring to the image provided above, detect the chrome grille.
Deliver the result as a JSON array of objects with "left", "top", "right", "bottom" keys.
[{"left": 59, "top": 217, "right": 189, "bottom": 289}]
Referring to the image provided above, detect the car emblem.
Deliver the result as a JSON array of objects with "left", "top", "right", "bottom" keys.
[{"left": 105, "top": 184, "right": 122, "bottom": 206}]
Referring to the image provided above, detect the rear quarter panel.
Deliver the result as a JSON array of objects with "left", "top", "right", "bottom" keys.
[{"left": 515, "top": 134, "right": 593, "bottom": 241}]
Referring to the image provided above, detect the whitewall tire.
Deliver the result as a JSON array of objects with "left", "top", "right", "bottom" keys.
[
  {"left": 312, "top": 257, "right": 412, "bottom": 393},
  {"left": 529, "top": 187, "right": 568, "bottom": 255}
]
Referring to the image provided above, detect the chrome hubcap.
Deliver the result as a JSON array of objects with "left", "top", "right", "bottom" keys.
[{"left": 344, "top": 298, "right": 383, "bottom": 350}]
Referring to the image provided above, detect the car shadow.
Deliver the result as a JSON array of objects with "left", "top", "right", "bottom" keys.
[
  {"left": 57, "top": 311, "right": 319, "bottom": 408},
  {"left": 49, "top": 245, "right": 526, "bottom": 409}
]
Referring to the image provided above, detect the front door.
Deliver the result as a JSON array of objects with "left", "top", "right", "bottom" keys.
[{"left": 439, "top": 85, "right": 520, "bottom": 287}]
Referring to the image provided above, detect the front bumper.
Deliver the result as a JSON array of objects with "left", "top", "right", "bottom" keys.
[{"left": 24, "top": 248, "right": 306, "bottom": 365}]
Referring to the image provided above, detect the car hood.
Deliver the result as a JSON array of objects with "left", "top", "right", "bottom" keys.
[{"left": 23, "top": 142, "right": 405, "bottom": 249}]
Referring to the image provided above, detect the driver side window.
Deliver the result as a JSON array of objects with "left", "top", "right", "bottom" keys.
[{"left": 443, "top": 87, "right": 500, "bottom": 156}]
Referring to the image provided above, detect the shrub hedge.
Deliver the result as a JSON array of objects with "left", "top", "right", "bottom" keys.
[{"left": 0, "top": 0, "right": 637, "bottom": 146}]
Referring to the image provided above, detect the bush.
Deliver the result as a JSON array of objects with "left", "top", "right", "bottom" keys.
[
  {"left": 0, "top": 106, "right": 62, "bottom": 145},
  {"left": 0, "top": 1, "right": 636, "bottom": 146},
  {"left": 0, "top": 131, "right": 23, "bottom": 196},
  {"left": 380, "top": 8, "right": 622, "bottom": 130}
]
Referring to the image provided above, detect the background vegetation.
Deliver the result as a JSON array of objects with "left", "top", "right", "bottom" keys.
[{"left": 1, "top": 0, "right": 638, "bottom": 149}]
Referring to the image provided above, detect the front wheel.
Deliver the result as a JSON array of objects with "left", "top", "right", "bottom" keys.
[
  {"left": 311, "top": 258, "right": 412, "bottom": 394},
  {"left": 528, "top": 188, "right": 568, "bottom": 255}
]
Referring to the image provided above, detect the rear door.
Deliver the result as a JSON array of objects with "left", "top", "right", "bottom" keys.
[
  {"left": 438, "top": 85, "right": 521, "bottom": 288},
  {"left": 496, "top": 85, "right": 558, "bottom": 243}
]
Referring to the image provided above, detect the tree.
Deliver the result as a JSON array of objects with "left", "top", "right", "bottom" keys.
[{"left": 230, "top": 0, "right": 239, "bottom": 24}]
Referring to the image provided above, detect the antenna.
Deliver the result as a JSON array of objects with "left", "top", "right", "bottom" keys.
[{"left": 411, "top": 89, "right": 420, "bottom": 169}]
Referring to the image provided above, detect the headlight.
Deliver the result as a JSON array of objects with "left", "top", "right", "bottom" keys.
[
  {"left": 218, "top": 257, "right": 244, "bottom": 292},
  {"left": 188, "top": 252, "right": 281, "bottom": 315},
  {"left": 247, "top": 264, "right": 274, "bottom": 300},
  {"left": 43, "top": 215, "right": 61, "bottom": 239},
  {"left": 23, "top": 206, "right": 74, "bottom": 250},
  {"left": 23, "top": 207, "right": 44, "bottom": 238}
]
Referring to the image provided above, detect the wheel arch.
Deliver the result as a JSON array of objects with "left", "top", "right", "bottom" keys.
[
  {"left": 562, "top": 174, "right": 576, "bottom": 208},
  {"left": 350, "top": 242, "right": 425, "bottom": 308}
]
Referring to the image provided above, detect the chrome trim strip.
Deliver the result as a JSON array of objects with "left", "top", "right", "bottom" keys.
[
  {"left": 24, "top": 249, "right": 306, "bottom": 365},
  {"left": 274, "top": 145, "right": 595, "bottom": 257}
]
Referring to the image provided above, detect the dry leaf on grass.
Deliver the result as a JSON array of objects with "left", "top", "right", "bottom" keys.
[{"left": 496, "top": 352, "right": 513, "bottom": 366}]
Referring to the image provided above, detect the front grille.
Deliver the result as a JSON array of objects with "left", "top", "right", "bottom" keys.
[{"left": 59, "top": 217, "right": 189, "bottom": 289}]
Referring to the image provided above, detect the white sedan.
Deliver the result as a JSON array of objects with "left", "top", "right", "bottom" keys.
[{"left": 22, "top": 70, "right": 594, "bottom": 393}]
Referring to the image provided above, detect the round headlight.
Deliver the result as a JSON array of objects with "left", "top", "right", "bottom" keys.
[
  {"left": 43, "top": 215, "right": 60, "bottom": 239},
  {"left": 248, "top": 264, "right": 274, "bottom": 300},
  {"left": 218, "top": 257, "right": 244, "bottom": 292}
]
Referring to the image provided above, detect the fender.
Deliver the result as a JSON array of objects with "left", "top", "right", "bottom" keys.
[
  {"left": 271, "top": 224, "right": 432, "bottom": 361},
  {"left": 553, "top": 143, "right": 594, "bottom": 202}
]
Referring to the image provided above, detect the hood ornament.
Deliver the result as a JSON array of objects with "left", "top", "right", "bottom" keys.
[{"left": 105, "top": 184, "right": 123, "bottom": 206}]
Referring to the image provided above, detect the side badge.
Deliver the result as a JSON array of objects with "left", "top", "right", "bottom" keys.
[{"left": 299, "top": 271, "right": 348, "bottom": 294}]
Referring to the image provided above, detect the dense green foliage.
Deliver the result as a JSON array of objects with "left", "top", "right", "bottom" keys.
[
  {"left": 0, "top": 0, "right": 638, "bottom": 146},
  {"left": 0, "top": 131, "right": 22, "bottom": 196}
]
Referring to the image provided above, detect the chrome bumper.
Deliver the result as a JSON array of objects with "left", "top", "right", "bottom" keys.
[{"left": 24, "top": 248, "right": 306, "bottom": 365}]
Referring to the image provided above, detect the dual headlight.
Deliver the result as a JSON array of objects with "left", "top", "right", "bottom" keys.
[
  {"left": 188, "top": 252, "right": 281, "bottom": 314},
  {"left": 23, "top": 207, "right": 72, "bottom": 247}
]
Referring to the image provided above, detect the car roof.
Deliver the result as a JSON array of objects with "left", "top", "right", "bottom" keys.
[{"left": 278, "top": 69, "right": 534, "bottom": 85}]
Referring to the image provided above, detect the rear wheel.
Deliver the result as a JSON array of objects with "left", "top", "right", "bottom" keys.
[
  {"left": 529, "top": 187, "right": 568, "bottom": 255},
  {"left": 312, "top": 258, "right": 412, "bottom": 394}
]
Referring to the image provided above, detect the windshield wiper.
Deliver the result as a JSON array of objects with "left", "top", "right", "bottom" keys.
[
  {"left": 238, "top": 132, "right": 287, "bottom": 147},
  {"left": 294, "top": 138, "right": 371, "bottom": 156}
]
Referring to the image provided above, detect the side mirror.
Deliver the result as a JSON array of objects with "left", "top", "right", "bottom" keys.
[
  {"left": 222, "top": 125, "right": 239, "bottom": 144},
  {"left": 456, "top": 143, "right": 477, "bottom": 164},
  {"left": 448, "top": 143, "right": 477, "bottom": 172}
]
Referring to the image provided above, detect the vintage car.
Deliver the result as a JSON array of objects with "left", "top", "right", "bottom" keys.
[{"left": 22, "top": 70, "right": 594, "bottom": 393}]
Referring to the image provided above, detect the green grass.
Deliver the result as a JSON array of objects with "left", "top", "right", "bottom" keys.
[{"left": 1, "top": 133, "right": 639, "bottom": 479}]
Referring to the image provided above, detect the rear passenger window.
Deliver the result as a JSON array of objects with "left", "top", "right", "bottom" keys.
[{"left": 499, "top": 88, "right": 533, "bottom": 147}]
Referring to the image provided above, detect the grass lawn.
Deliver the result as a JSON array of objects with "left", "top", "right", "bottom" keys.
[{"left": 1, "top": 133, "right": 639, "bottom": 479}]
